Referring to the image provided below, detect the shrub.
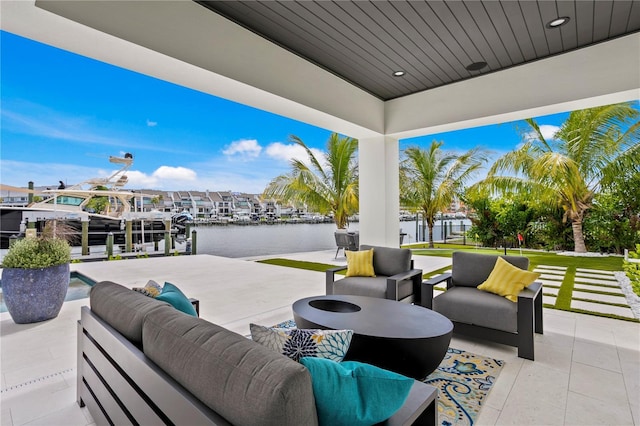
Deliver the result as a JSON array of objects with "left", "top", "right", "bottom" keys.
[
  {"left": 2, "top": 237, "right": 71, "bottom": 269},
  {"left": 623, "top": 244, "right": 640, "bottom": 297}
]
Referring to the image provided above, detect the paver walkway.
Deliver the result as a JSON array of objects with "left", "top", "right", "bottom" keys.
[
  {"left": 533, "top": 265, "right": 566, "bottom": 308},
  {"left": 533, "top": 265, "right": 636, "bottom": 320}
]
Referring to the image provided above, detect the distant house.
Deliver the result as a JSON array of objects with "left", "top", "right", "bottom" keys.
[
  {"left": 0, "top": 185, "right": 52, "bottom": 207},
  {"left": 186, "top": 191, "right": 212, "bottom": 218},
  {"left": 0, "top": 191, "right": 29, "bottom": 207}
]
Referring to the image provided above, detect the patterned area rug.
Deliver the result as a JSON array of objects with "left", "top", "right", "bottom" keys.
[
  {"left": 426, "top": 348, "right": 503, "bottom": 425},
  {"left": 272, "top": 320, "right": 504, "bottom": 425}
]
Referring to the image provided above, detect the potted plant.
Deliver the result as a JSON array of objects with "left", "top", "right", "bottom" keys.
[{"left": 1, "top": 222, "right": 72, "bottom": 324}]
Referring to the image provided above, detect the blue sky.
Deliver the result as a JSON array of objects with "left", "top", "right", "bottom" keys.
[{"left": 1, "top": 31, "right": 635, "bottom": 193}]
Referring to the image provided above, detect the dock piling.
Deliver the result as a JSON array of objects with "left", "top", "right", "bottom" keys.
[
  {"left": 106, "top": 232, "right": 114, "bottom": 257},
  {"left": 82, "top": 220, "right": 89, "bottom": 256},
  {"left": 125, "top": 220, "right": 132, "bottom": 253},
  {"left": 164, "top": 220, "right": 171, "bottom": 256}
]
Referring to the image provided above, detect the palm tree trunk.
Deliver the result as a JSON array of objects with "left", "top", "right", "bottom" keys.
[
  {"left": 572, "top": 220, "right": 587, "bottom": 253},
  {"left": 335, "top": 214, "right": 347, "bottom": 229}
]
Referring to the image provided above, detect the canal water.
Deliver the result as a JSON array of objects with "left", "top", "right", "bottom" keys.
[
  {"left": 0, "top": 220, "right": 470, "bottom": 260},
  {"left": 192, "top": 219, "right": 470, "bottom": 258},
  {"left": 193, "top": 222, "right": 360, "bottom": 258}
]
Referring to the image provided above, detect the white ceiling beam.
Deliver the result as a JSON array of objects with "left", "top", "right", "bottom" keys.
[
  {"left": 2, "top": 0, "right": 384, "bottom": 139},
  {"left": 385, "top": 33, "right": 640, "bottom": 139}
]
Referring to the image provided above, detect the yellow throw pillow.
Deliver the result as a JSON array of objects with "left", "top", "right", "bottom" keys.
[
  {"left": 477, "top": 257, "right": 540, "bottom": 302},
  {"left": 345, "top": 249, "right": 376, "bottom": 277}
]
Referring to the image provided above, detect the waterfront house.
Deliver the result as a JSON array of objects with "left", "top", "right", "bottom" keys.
[
  {"left": 186, "top": 191, "right": 215, "bottom": 218},
  {"left": 1, "top": 2, "right": 638, "bottom": 424},
  {"left": 216, "top": 191, "right": 235, "bottom": 218}
]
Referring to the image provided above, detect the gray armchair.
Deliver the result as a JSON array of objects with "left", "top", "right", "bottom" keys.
[
  {"left": 326, "top": 245, "right": 423, "bottom": 303},
  {"left": 334, "top": 230, "right": 358, "bottom": 258},
  {"left": 422, "top": 251, "right": 543, "bottom": 360}
]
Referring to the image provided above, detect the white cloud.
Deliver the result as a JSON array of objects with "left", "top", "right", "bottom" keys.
[
  {"left": 222, "top": 139, "right": 262, "bottom": 159},
  {"left": 525, "top": 124, "right": 560, "bottom": 141},
  {"left": 146, "top": 119, "right": 157, "bottom": 127},
  {"left": 122, "top": 170, "right": 160, "bottom": 188},
  {"left": 126, "top": 166, "right": 197, "bottom": 189},
  {"left": 539, "top": 125, "right": 561, "bottom": 140},
  {"left": 152, "top": 166, "right": 197, "bottom": 181},
  {"left": 0, "top": 160, "right": 196, "bottom": 191},
  {"left": 189, "top": 155, "right": 289, "bottom": 193},
  {"left": 265, "top": 142, "right": 325, "bottom": 166}
]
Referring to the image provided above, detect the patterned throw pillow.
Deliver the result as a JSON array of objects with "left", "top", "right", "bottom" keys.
[
  {"left": 132, "top": 280, "right": 162, "bottom": 298},
  {"left": 250, "top": 323, "right": 353, "bottom": 362}
]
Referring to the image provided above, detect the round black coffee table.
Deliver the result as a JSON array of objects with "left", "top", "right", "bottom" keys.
[{"left": 292, "top": 295, "right": 453, "bottom": 380}]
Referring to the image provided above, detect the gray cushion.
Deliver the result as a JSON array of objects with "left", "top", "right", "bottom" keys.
[
  {"left": 90, "top": 281, "right": 169, "bottom": 344},
  {"left": 142, "top": 306, "right": 318, "bottom": 426},
  {"left": 333, "top": 276, "right": 414, "bottom": 300},
  {"left": 451, "top": 252, "right": 530, "bottom": 287},
  {"left": 433, "top": 287, "right": 518, "bottom": 333},
  {"left": 360, "top": 245, "right": 412, "bottom": 277}
]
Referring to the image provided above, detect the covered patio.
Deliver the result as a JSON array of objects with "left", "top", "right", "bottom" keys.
[
  {"left": 1, "top": 253, "right": 638, "bottom": 425},
  {"left": 1, "top": 1, "right": 639, "bottom": 425}
]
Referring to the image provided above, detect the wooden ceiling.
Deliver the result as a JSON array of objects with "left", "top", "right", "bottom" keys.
[{"left": 198, "top": 1, "right": 640, "bottom": 100}]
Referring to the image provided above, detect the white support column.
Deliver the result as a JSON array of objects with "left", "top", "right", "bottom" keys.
[{"left": 358, "top": 136, "right": 400, "bottom": 247}]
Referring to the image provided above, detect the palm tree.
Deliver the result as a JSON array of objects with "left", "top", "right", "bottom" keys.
[
  {"left": 150, "top": 195, "right": 163, "bottom": 209},
  {"left": 263, "top": 133, "right": 358, "bottom": 229},
  {"left": 481, "top": 103, "right": 639, "bottom": 253},
  {"left": 400, "top": 141, "right": 489, "bottom": 248}
]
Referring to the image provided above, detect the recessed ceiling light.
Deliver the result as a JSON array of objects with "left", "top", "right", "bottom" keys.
[
  {"left": 465, "top": 61, "right": 487, "bottom": 72},
  {"left": 547, "top": 17, "right": 570, "bottom": 28},
  {"left": 392, "top": 70, "right": 405, "bottom": 77}
]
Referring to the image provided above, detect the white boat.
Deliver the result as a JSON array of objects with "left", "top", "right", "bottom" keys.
[{"left": 0, "top": 154, "right": 183, "bottom": 248}]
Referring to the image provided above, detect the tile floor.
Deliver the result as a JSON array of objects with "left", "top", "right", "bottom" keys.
[{"left": 1, "top": 252, "right": 638, "bottom": 425}]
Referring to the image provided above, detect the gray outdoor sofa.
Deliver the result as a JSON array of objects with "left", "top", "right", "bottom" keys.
[
  {"left": 78, "top": 281, "right": 438, "bottom": 425},
  {"left": 422, "top": 252, "right": 543, "bottom": 360}
]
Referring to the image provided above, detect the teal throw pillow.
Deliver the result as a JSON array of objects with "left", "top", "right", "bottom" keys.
[
  {"left": 156, "top": 282, "right": 197, "bottom": 317},
  {"left": 300, "top": 357, "right": 414, "bottom": 426}
]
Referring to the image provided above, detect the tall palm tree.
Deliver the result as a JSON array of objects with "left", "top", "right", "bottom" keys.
[
  {"left": 400, "top": 141, "right": 488, "bottom": 248},
  {"left": 263, "top": 133, "right": 358, "bottom": 229},
  {"left": 481, "top": 103, "right": 639, "bottom": 253}
]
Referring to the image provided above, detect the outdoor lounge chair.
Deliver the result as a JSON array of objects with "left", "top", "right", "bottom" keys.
[
  {"left": 334, "top": 229, "right": 358, "bottom": 258},
  {"left": 422, "top": 251, "right": 543, "bottom": 360},
  {"left": 326, "top": 245, "right": 423, "bottom": 303}
]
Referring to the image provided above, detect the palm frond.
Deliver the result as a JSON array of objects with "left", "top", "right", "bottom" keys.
[{"left": 264, "top": 133, "right": 358, "bottom": 228}]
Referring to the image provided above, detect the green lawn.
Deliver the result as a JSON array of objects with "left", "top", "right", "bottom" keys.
[
  {"left": 257, "top": 258, "right": 336, "bottom": 272},
  {"left": 409, "top": 245, "right": 624, "bottom": 271},
  {"left": 257, "top": 247, "right": 624, "bottom": 279}
]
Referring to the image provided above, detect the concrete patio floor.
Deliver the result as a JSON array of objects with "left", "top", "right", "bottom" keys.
[{"left": 1, "top": 251, "right": 638, "bottom": 425}]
